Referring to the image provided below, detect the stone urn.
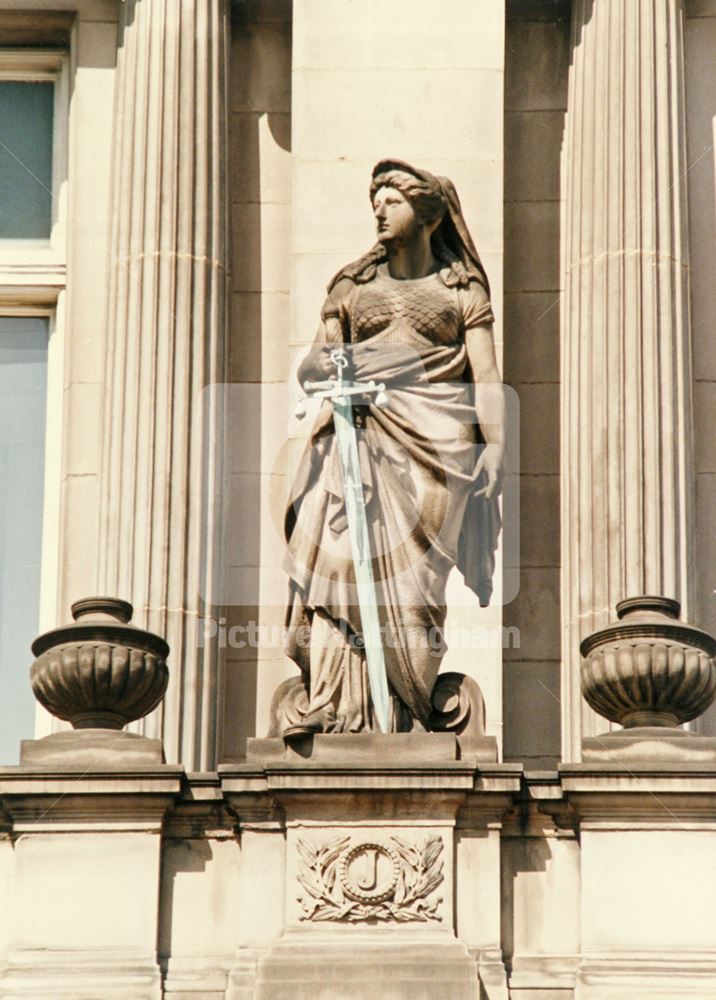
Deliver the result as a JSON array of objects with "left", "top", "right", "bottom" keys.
[
  {"left": 580, "top": 596, "right": 716, "bottom": 729},
  {"left": 30, "top": 597, "right": 169, "bottom": 730}
]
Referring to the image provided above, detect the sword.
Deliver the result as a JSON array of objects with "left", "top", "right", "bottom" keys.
[{"left": 296, "top": 347, "right": 391, "bottom": 733}]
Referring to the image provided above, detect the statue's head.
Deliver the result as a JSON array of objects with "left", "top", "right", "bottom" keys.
[
  {"left": 369, "top": 163, "right": 446, "bottom": 237},
  {"left": 327, "top": 159, "right": 489, "bottom": 294}
]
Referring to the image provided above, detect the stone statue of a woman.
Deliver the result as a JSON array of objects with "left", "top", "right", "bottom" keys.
[{"left": 281, "top": 159, "right": 504, "bottom": 740}]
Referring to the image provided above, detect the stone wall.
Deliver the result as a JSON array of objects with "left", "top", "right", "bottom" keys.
[
  {"left": 502, "top": 0, "right": 570, "bottom": 768},
  {"left": 221, "top": 0, "right": 293, "bottom": 760},
  {"left": 3, "top": 0, "right": 714, "bottom": 770},
  {"left": 3, "top": 754, "right": 716, "bottom": 999},
  {"left": 686, "top": 0, "right": 716, "bottom": 736}
]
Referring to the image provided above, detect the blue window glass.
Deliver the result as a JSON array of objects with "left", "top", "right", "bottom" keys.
[
  {"left": 0, "top": 82, "right": 54, "bottom": 239},
  {"left": 0, "top": 316, "right": 48, "bottom": 762}
]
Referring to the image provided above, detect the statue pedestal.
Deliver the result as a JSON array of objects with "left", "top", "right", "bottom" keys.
[
  {"left": 220, "top": 734, "right": 521, "bottom": 1000},
  {"left": 247, "top": 731, "right": 498, "bottom": 765},
  {"left": 559, "top": 762, "right": 716, "bottom": 999}
]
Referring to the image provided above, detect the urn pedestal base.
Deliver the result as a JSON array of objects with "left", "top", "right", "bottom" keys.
[
  {"left": 20, "top": 729, "right": 165, "bottom": 766},
  {"left": 220, "top": 734, "right": 522, "bottom": 1000},
  {"left": 582, "top": 727, "right": 716, "bottom": 764}
]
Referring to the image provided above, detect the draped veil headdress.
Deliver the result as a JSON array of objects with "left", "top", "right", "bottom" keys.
[{"left": 328, "top": 158, "right": 491, "bottom": 296}]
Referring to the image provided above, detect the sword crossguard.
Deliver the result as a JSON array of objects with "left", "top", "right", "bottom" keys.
[
  {"left": 294, "top": 345, "right": 388, "bottom": 418},
  {"left": 295, "top": 379, "right": 388, "bottom": 418}
]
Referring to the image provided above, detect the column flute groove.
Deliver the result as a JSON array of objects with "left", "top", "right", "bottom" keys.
[
  {"left": 97, "top": 0, "right": 229, "bottom": 768},
  {"left": 560, "top": 0, "right": 695, "bottom": 759}
]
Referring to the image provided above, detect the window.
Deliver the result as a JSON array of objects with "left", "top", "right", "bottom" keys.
[
  {"left": 0, "top": 316, "right": 49, "bottom": 762},
  {"left": 0, "top": 50, "right": 68, "bottom": 283},
  {"left": 0, "top": 81, "right": 54, "bottom": 238},
  {"left": 0, "top": 50, "right": 67, "bottom": 761}
]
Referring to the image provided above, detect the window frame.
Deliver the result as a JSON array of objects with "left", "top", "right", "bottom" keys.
[
  {"left": 0, "top": 49, "right": 68, "bottom": 631},
  {"left": 0, "top": 300, "right": 63, "bottom": 622},
  {"left": 0, "top": 49, "right": 69, "bottom": 302},
  {"left": 0, "top": 43, "right": 71, "bottom": 749}
]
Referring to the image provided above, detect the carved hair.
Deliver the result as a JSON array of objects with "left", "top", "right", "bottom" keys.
[
  {"left": 327, "top": 159, "right": 490, "bottom": 294},
  {"left": 370, "top": 168, "right": 446, "bottom": 228}
]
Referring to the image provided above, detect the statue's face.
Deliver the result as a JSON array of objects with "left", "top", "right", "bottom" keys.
[{"left": 372, "top": 186, "right": 421, "bottom": 246}]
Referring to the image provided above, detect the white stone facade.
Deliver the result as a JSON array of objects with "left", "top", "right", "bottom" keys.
[{"left": 1, "top": 0, "right": 716, "bottom": 997}]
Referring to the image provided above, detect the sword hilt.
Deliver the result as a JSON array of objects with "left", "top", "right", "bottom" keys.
[
  {"left": 330, "top": 347, "right": 349, "bottom": 372},
  {"left": 295, "top": 346, "right": 388, "bottom": 418}
]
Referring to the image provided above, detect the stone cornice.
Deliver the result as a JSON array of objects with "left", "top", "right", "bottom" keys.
[
  {"left": 220, "top": 760, "right": 524, "bottom": 828},
  {"left": 0, "top": 761, "right": 712, "bottom": 836},
  {"left": 0, "top": 765, "right": 184, "bottom": 833}
]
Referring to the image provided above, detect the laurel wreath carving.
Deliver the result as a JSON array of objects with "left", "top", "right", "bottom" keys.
[{"left": 296, "top": 834, "right": 444, "bottom": 922}]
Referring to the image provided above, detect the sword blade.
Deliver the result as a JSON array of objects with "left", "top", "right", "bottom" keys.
[{"left": 332, "top": 396, "right": 391, "bottom": 733}]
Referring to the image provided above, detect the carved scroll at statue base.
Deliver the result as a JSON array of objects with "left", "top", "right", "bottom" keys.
[{"left": 262, "top": 670, "right": 497, "bottom": 762}]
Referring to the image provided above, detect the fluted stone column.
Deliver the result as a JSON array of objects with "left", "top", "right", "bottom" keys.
[
  {"left": 97, "top": 0, "right": 229, "bottom": 769},
  {"left": 561, "top": 0, "right": 695, "bottom": 758}
]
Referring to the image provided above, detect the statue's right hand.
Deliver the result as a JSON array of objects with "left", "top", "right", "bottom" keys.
[{"left": 298, "top": 344, "right": 339, "bottom": 387}]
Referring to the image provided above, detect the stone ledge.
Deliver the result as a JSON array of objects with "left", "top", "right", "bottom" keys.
[
  {"left": 220, "top": 756, "right": 524, "bottom": 827},
  {"left": 220, "top": 760, "right": 522, "bottom": 792},
  {"left": 554, "top": 762, "right": 716, "bottom": 828},
  {"left": 574, "top": 953, "right": 716, "bottom": 1000},
  {"left": 558, "top": 762, "right": 716, "bottom": 783},
  {"left": 0, "top": 951, "right": 163, "bottom": 1000},
  {"left": 0, "top": 765, "right": 184, "bottom": 832}
]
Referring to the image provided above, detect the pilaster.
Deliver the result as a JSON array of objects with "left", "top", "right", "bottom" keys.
[
  {"left": 456, "top": 785, "right": 525, "bottom": 1000},
  {"left": 560, "top": 0, "right": 695, "bottom": 757},
  {"left": 97, "top": 0, "right": 230, "bottom": 769},
  {"left": 501, "top": 776, "right": 580, "bottom": 999},
  {"left": 160, "top": 774, "right": 241, "bottom": 999}
]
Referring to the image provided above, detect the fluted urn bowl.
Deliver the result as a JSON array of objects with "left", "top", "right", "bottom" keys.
[
  {"left": 580, "top": 596, "right": 716, "bottom": 728},
  {"left": 30, "top": 597, "right": 169, "bottom": 730}
]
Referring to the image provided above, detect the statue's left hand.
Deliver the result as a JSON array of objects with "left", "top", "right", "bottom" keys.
[
  {"left": 298, "top": 344, "right": 339, "bottom": 387},
  {"left": 474, "top": 442, "right": 504, "bottom": 499}
]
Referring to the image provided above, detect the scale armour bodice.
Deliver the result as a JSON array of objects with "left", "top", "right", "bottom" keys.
[
  {"left": 350, "top": 271, "right": 459, "bottom": 345},
  {"left": 321, "top": 265, "right": 494, "bottom": 348}
]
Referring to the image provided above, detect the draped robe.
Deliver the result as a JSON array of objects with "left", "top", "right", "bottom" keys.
[{"left": 284, "top": 264, "right": 499, "bottom": 732}]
